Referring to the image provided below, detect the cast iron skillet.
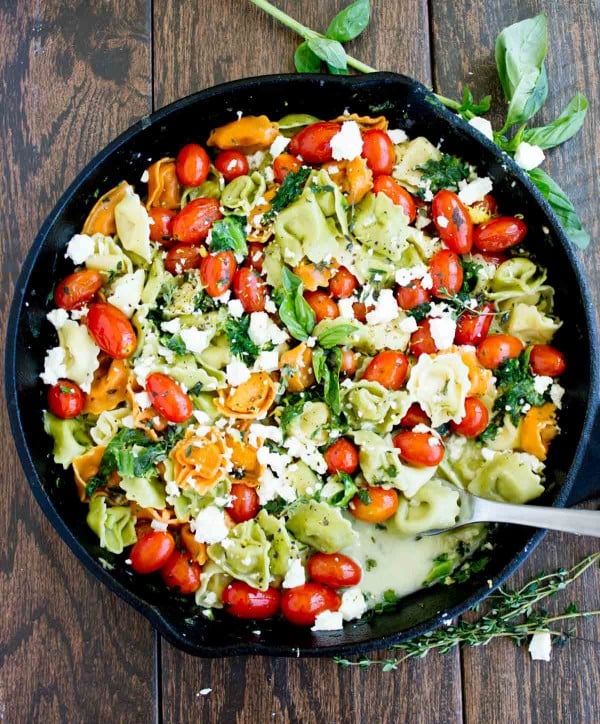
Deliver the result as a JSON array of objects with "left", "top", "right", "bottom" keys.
[{"left": 5, "top": 73, "right": 600, "bottom": 657}]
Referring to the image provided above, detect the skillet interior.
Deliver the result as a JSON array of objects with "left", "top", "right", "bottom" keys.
[{"left": 6, "top": 72, "right": 598, "bottom": 657}]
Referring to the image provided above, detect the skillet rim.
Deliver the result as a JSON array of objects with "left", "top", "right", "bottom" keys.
[{"left": 5, "top": 71, "right": 599, "bottom": 657}]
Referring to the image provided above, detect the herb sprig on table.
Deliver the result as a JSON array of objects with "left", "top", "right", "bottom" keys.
[{"left": 249, "top": 1, "right": 589, "bottom": 249}]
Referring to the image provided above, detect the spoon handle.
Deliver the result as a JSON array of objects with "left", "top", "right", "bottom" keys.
[{"left": 474, "top": 499, "right": 600, "bottom": 537}]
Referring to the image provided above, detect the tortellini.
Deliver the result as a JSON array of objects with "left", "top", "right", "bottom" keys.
[
  {"left": 407, "top": 353, "right": 471, "bottom": 427},
  {"left": 350, "top": 316, "right": 412, "bottom": 355},
  {"left": 114, "top": 187, "right": 153, "bottom": 264},
  {"left": 221, "top": 172, "right": 266, "bottom": 215},
  {"left": 84, "top": 233, "right": 133, "bottom": 274},
  {"left": 169, "top": 480, "right": 231, "bottom": 521},
  {"left": 120, "top": 475, "right": 167, "bottom": 509},
  {"left": 57, "top": 320, "right": 101, "bottom": 392},
  {"left": 90, "top": 407, "right": 132, "bottom": 446},
  {"left": 438, "top": 437, "right": 485, "bottom": 489},
  {"left": 207, "top": 519, "right": 271, "bottom": 590},
  {"left": 392, "top": 137, "right": 442, "bottom": 192},
  {"left": 352, "top": 192, "right": 410, "bottom": 261},
  {"left": 257, "top": 510, "right": 304, "bottom": 577},
  {"left": 284, "top": 461, "right": 321, "bottom": 497},
  {"left": 488, "top": 258, "right": 552, "bottom": 311},
  {"left": 468, "top": 452, "right": 544, "bottom": 504},
  {"left": 309, "top": 168, "right": 350, "bottom": 236},
  {"left": 86, "top": 497, "right": 137, "bottom": 555},
  {"left": 44, "top": 411, "right": 90, "bottom": 468},
  {"left": 107, "top": 269, "right": 146, "bottom": 318},
  {"left": 342, "top": 379, "right": 411, "bottom": 434},
  {"left": 286, "top": 499, "right": 356, "bottom": 553},
  {"left": 194, "top": 561, "right": 232, "bottom": 609},
  {"left": 285, "top": 401, "right": 330, "bottom": 446},
  {"left": 394, "top": 480, "right": 460, "bottom": 536},
  {"left": 506, "top": 303, "right": 561, "bottom": 345}
]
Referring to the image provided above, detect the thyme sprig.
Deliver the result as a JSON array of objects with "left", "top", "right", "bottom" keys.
[{"left": 335, "top": 553, "right": 600, "bottom": 671}]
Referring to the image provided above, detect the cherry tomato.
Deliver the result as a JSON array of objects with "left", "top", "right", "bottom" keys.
[
  {"left": 307, "top": 553, "right": 362, "bottom": 589},
  {"left": 47, "top": 379, "right": 85, "bottom": 419},
  {"left": 361, "top": 129, "right": 395, "bottom": 176},
  {"left": 200, "top": 251, "right": 237, "bottom": 297},
  {"left": 450, "top": 397, "right": 489, "bottom": 438},
  {"left": 340, "top": 348, "right": 358, "bottom": 377},
  {"left": 54, "top": 270, "right": 104, "bottom": 310},
  {"left": 214, "top": 149, "right": 249, "bottom": 181},
  {"left": 148, "top": 207, "right": 176, "bottom": 244},
  {"left": 87, "top": 302, "right": 137, "bottom": 359},
  {"left": 146, "top": 372, "right": 193, "bottom": 423},
  {"left": 130, "top": 531, "right": 176, "bottom": 574},
  {"left": 222, "top": 581, "right": 281, "bottom": 619},
  {"left": 324, "top": 438, "right": 359, "bottom": 475},
  {"left": 352, "top": 301, "right": 367, "bottom": 322},
  {"left": 226, "top": 483, "right": 260, "bottom": 523},
  {"left": 530, "top": 345, "right": 566, "bottom": 377},
  {"left": 372, "top": 175, "right": 416, "bottom": 223},
  {"left": 429, "top": 249, "right": 464, "bottom": 298},
  {"left": 476, "top": 334, "right": 524, "bottom": 369},
  {"left": 304, "top": 290, "right": 339, "bottom": 322},
  {"left": 280, "top": 583, "right": 341, "bottom": 627},
  {"left": 392, "top": 431, "right": 444, "bottom": 466},
  {"left": 476, "top": 250, "right": 508, "bottom": 266},
  {"left": 164, "top": 244, "right": 202, "bottom": 275},
  {"left": 350, "top": 487, "right": 398, "bottom": 523},
  {"left": 400, "top": 403, "right": 430, "bottom": 428},
  {"left": 288, "top": 122, "right": 342, "bottom": 164},
  {"left": 233, "top": 267, "right": 266, "bottom": 313},
  {"left": 172, "top": 197, "right": 222, "bottom": 244},
  {"left": 454, "top": 302, "right": 495, "bottom": 346},
  {"left": 160, "top": 551, "right": 201, "bottom": 594},
  {"left": 362, "top": 350, "right": 408, "bottom": 390},
  {"left": 246, "top": 242, "right": 265, "bottom": 272},
  {"left": 395, "top": 279, "right": 431, "bottom": 310},
  {"left": 273, "top": 153, "right": 302, "bottom": 183},
  {"left": 432, "top": 189, "right": 473, "bottom": 254},
  {"left": 329, "top": 267, "right": 358, "bottom": 299},
  {"left": 473, "top": 216, "right": 527, "bottom": 252},
  {"left": 409, "top": 319, "right": 438, "bottom": 357},
  {"left": 175, "top": 143, "right": 210, "bottom": 187}
]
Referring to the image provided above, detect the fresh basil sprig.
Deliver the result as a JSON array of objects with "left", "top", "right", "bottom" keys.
[
  {"left": 210, "top": 216, "right": 248, "bottom": 256},
  {"left": 316, "top": 322, "right": 358, "bottom": 349},
  {"left": 276, "top": 267, "right": 316, "bottom": 341},
  {"left": 312, "top": 346, "right": 342, "bottom": 414},
  {"left": 521, "top": 93, "right": 588, "bottom": 149}
]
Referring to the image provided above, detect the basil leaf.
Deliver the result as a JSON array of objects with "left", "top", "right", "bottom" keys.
[
  {"left": 326, "top": 0, "right": 370, "bottom": 43},
  {"left": 323, "top": 347, "right": 342, "bottom": 415},
  {"left": 329, "top": 471, "right": 358, "bottom": 508},
  {"left": 312, "top": 347, "right": 327, "bottom": 383},
  {"left": 316, "top": 322, "right": 358, "bottom": 348},
  {"left": 458, "top": 87, "right": 491, "bottom": 119},
  {"left": 522, "top": 93, "right": 588, "bottom": 149},
  {"left": 327, "top": 63, "right": 349, "bottom": 76},
  {"left": 210, "top": 216, "right": 248, "bottom": 255},
  {"left": 294, "top": 41, "right": 322, "bottom": 73},
  {"left": 528, "top": 168, "right": 590, "bottom": 249},
  {"left": 495, "top": 14, "right": 548, "bottom": 127},
  {"left": 277, "top": 268, "right": 316, "bottom": 340},
  {"left": 307, "top": 37, "right": 348, "bottom": 72}
]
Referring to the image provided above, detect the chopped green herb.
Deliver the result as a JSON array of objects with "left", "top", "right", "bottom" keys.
[
  {"left": 223, "top": 314, "right": 261, "bottom": 365},
  {"left": 328, "top": 471, "right": 358, "bottom": 508},
  {"left": 357, "top": 489, "right": 372, "bottom": 505},
  {"left": 366, "top": 558, "right": 378, "bottom": 571},
  {"left": 416, "top": 154, "right": 471, "bottom": 199},
  {"left": 263, "top": 167, "right": 311, "bottom": 223}
]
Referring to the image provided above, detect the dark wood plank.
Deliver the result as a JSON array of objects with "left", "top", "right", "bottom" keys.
[
  {"left": 154, "top": 2, "right": 462, "bottom": 722},
  {"left": 430, "top": 1, "right": 600, "bottom": 721},
  {"left": 0, "top": 2, "right": 156, "bottom": 721}
]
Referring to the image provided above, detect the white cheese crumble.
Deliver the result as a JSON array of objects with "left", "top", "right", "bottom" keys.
[
  {"left": 282, "top": 558, "right": 306, "bottom": 589},
  {"left": 330, "top": 121, "right": 363, "bottom": 161},
  {"left": 248, "top": 312, "right": 289, "bottom": 346},
  {"left": 193, "top": 506, "right": 229, "bottom": 544},
  {"left": 365, "top": 288, "right": 399, "bottom": 325},
  {"left": 340, "top": 588, "right": 367, "bottom": 621},
  {"left": 248, "top": 423, "right": 283, "bottom": 447},
  {"left": 65, "top": 233, "right": 95, "bottom": 265},
  {"left": 40, "top": 347, "right": 67, "bottom": 385},
  {"left": 528, "top": 631, "right": 552, "bottom": 661},
  {"left": 394, "top": 264, "right": 429, "bottom": 286},
  {"left": 283, "top": 436, "right": 327, "bottom": 474},
  {"left": 180, "top": 327, "right": 212, "bottom": 354},
  {"left": 254, "top": 348, "right": 279, "bottom": 373},
  {"left": 46, "top": 308, "right": 69, "bottom": 329},
  {"left": 134, "top": 391, "right": 152, "bottom": 410},
  {"left": 533, "top": 375, "right": 553, "bottom": 395},
  {"left": 458, "top": 176, "right": 493, "bottom": 206},
  {"left": 550, "top": 383, "right": 564, "bottom": 409},
  {"left": 257, "top": 468, "right": 297, "bottom": 506},
  {"left": 150, "top": 519, "right": 168, "bottom": 532},
  {"left": 140, "top": 169, "right": 149, "bottom": 183},
  {"left": 161, "top": 318, "right": 181, "bottom": 334},
  {"left": 399, "top": 316, "right": 418, "bottom": 334},
  {"left": 311, "top": 609, "right": 344, "bottom": 631},
  {"left": 269, "top": 134, "right": 291, "bottom": 158},
  {"left": 387, "top": 128, "right": 408, "bottom": 144},
  {"left": 227, "top": 299, "right": 245, "bottom": 318},
  {"left": 337, "top": 297, "right": 357, "bottom": 319},
  {"left": 226, "top": 358, "right": 251, "bottom": 386},
  {"left": 468, "top": 116, "right": 494, "bottom": 140},
  {"left": 514, "top": 142, "right": 545, "bottom": 171},
  {"left": 429, "top": 316, "right": 456, "bottom": 350}
]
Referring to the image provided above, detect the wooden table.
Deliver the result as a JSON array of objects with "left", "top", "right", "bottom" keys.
[{"left": 1, "top": 1, "right": 599, "bottom": 721}]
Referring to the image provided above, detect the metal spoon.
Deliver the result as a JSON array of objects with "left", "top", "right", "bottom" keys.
[{"left": 423, "top": 489, "right": 600, "bottom": 537}]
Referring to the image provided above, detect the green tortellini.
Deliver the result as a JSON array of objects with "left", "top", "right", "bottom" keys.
[
  {"left": 309, "top": 169, "right": 350, "bottom": 236},
  {"left": 488, "top": 258, "right": 552, "bottom": 311},
  {"left": 349, "top": 315, "right": 412, "bottom": 355},
  {"left": 394, "top": 480, "right": 460, "bottom": 536},
  {"left": 286, "top": 499, "right": 356, "bottom": 553},
  {"left": 84, "top": 233, "right": 133, "bottom": 274},
  {"left": 257, "top": 510, "right": 305, "bottom": 577},
  {"left": 141, "top": 257, "right": 171, "bottom": 306},
  {"left": 392, "top": 137, "right": 442, "bottom": 192},
  {"left": 221, "top": 172, "right": 266, "bottom": 215},
  {"left": 57, "top": 320, "right": 101, "bottom": 392},
  {"left": 468, "top": 452, "right": 544, "bottom": 504},
  {"left": 347, "top": 246, "right": 398, "bottom": 286},
  {"left": 120, "top": 475, "right": 167, "bottom": 510},
  {"left": 438, "top": 437, "right": 485, "bottom": 489},
  {"left": 198, "top": 333, "right": 232, "bottom": 371},
  {"left": 277, "top": 113, "right": 321, "bottom": 136},
  {"left": 169, "top": 480, "right": 231, "bottom": 521},
  {"left": 406, "top": 352, "right": 471, "bottom": 428},
  {"left": 506, "top": 303, "right": 561, "bottom": 345},
  {"left": 114, "top": 187, "right": 152, "bottom": 264},
  {"left": 43, "top": 411, "right": 90, "bottom": 468},
  {"left": 284, "top": 461, "right": 321, "bottom": 497},
  {"left": 342, "top": 379, "right": 411, "bottom": 434},
  {"left": 352, "top": 192, "right": 410, "bottom": 261},
  {"left": 194, "top": 561, "right": 232, "bottom": 609},
  {"left": 286, "top": 401, "right": 330, "bottom": 446},
  {"left": 207, "top": 520, "right": 271, "bottom": 590},
  {"left": 262, "top": 241, "right": 284, "bottom": 288},
  {"left": 485, "top": 414, "right": 521, "bottom": 452},
  {"left": 86, "top": 497, "right": 137, "bottom": 554},
  {"left": 181, "top": 168, "right": 224, "bottom": 204}
]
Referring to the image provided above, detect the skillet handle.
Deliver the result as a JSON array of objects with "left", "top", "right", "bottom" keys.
[{"left": 567, "top": 403, "right": 600, "bottom": 506}]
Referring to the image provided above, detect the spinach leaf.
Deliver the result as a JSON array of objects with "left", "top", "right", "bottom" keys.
[
  {"left": 277, "top": 267, "right": 316, "bottom": 341},
  {"left": 328, "top": 471, "right": 359, "bottom": 508},
  {"left": 210, "top": 216, "right": 248, "bottom": 255},
  {"left": 522, "top": 93, "right": 588, "bottom": 149},
  {"left": 306, "top": 37, "right": 348, "bottom": 72},
  {"left": 294, "top": 41, "right": 322, "bottom": 73},
  {"left": 161, "top": 333, "right": 187, "bottom": 356},
  {"left": 326, "top": 0, "right": 370, "bottom": 43},
  {"left": 262, "top": 167, "right": 311, "bottom": 223},
  {"left": 528, "top": 168, "right": 590, "bottom": 249},
  {"left": 223, "top": 314, "right": 261, "bottom": 365},
  {"left": 416, "top": 154, "right": 471, "bottom": 198},
  {"left": 316, "top": 322, "right": 358, "bottom": 348}
]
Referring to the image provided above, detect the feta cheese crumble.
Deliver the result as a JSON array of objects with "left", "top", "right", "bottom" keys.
[
  {"left": 249, "top": 312, "right": 289, "bottom": 346},
  {"left": 269, "top": 134, "right": 291, "bottom": 158},
  {"left": 226, "top": 358, "right": 251, "bottom": 386},
  {"left": 340, "top": 588, "right": 367, "bottom": 621},
  {"left": 458, "top": 176, "right": 493, "bottom": 206},
  {"left": 528, "top": 631, "right": 552, "bottom": 661},
  {"left": 192, "top": 506, "right": 229, "bottom": 544},
  {"left": 282, "top": 558, "right": 306, "bottom": 588},
  {"left": 311, "top": 609, "right": 344, "bottom": 631},
  {"left": 365, "top": 288, "right": 399, "bottom": 325},
  {"left": 387, "top": 128, "right": 408, "bottom": 144},
  {"left": 533, "top": 375, "right": 553, "bottom": 395},
  {"left": 40, "top": 347, "right": 67, "bottom": 386},
  {"left": 46, "top": 308, "right": 69, "bottom": 330},
  {"left": 330, "top": 121, "right": 363, "bottom": 161},
  {"left": 65, "top": 233, "right": 95, "bottom": 265},
  {"left": 468, "top": 116, "right": 493, "bottom": 140},
  {"left": 514, "top": 142, "right": 545, "bottom": 171},
  {"left": 180, "top": 327, "right": 212, "bottom": 354}
]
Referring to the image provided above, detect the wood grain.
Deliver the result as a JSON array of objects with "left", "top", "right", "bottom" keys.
[
  {"left": 430, "top": 1, "right": 600, "bottom": 721},
  {"left": 0, "top": 1, "right": 156, "bottom": 721}
]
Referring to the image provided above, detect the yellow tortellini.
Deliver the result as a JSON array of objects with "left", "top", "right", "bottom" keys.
[
  {"left": 194, "top": 560, "right": 232, "bottom": 609},
  {"left": 350, "top": 315, "right": 412, "bottom": 354},
  {"left": 309, "top": 168, "right": 350, "bottom": 237},
  {"left": 221, "top": 172, "right": 266, "bottom": 215},
  {"left": 286, "top": 401, "right": 330, "bottom": 446},
  {"left": 286, "top": 499, "right": 356, "bottom": 553},
  {"left": 507, "top": 303, "right": 561, "bottom": 345},
  {"left": 114, "top": 187, "right": 152, "bottom": 264},
  {"left": 107, "top": 269, "right": 146, "bottom": 318},
  {"left": 352, "top": 192, "right": 410, "bottom": 261},
  {"left": 120, "top": 475, "right": 167, "bottom": 510},
  {"left": 392, "top": 136, "right": 442, "bottom": 192},
  {"left": 84, "top": 233, "right": 133, "bottom": 274},
  {"left": 207, "top": 520, "right": 271, "bottom": 591},
  {"left": 43, "top": 411, "right": 90, "bottom": 468},
  {"left": 341, "top": 379, "right": 411, "bottom": 434},
  {"left": 468, "top": 452, "right": 544, "bottom": 504},
  {"left": 394, "top": 480, "right": 460, "bottom": 536},
  {"left": 57, "top": 320, "right": 101, "bottom": 392},
  {"left": 407, "top": 352, "right": 471, "bottom": 427},
  {"left": 86, "top": 496, "right": 137, "bottom": 555},
  {"left": 90, "top": 407, "right": 132, "bottom": 446}
]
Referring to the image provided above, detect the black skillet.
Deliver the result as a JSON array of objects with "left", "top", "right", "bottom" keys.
[{"left": 5, "top": 73, "right": 600, "bottom": 657}]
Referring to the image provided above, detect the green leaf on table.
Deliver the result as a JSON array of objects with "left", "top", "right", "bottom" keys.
[
  {"left": 527, "top": 168, "right": 590, "bottom": 249},
  {"left": 327, "top": 63, "right": 350, "bottom": 75},
  {"left": 277, "top": 267, "right": 316, "bottom": 340},
  {"left": 294, "top": 41, "right": 322, "bottom": 73},
  {"left": 326, "top": 0, "right": 371, "bottom": 43},
  {"left": 495, "top": 14, "right": 548, "bottom": 128},
  {"left": 307, "top": 36, "right": 348, "bottom": 72},
  {"left": 458, "top": 87, "right": 491, "bottom": 119},
  {"left": 209, "top": 216, "right": 248, "bottom": 255},
  {"left": 522, "top": 93, "right": 589, "bottom": 149}
]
